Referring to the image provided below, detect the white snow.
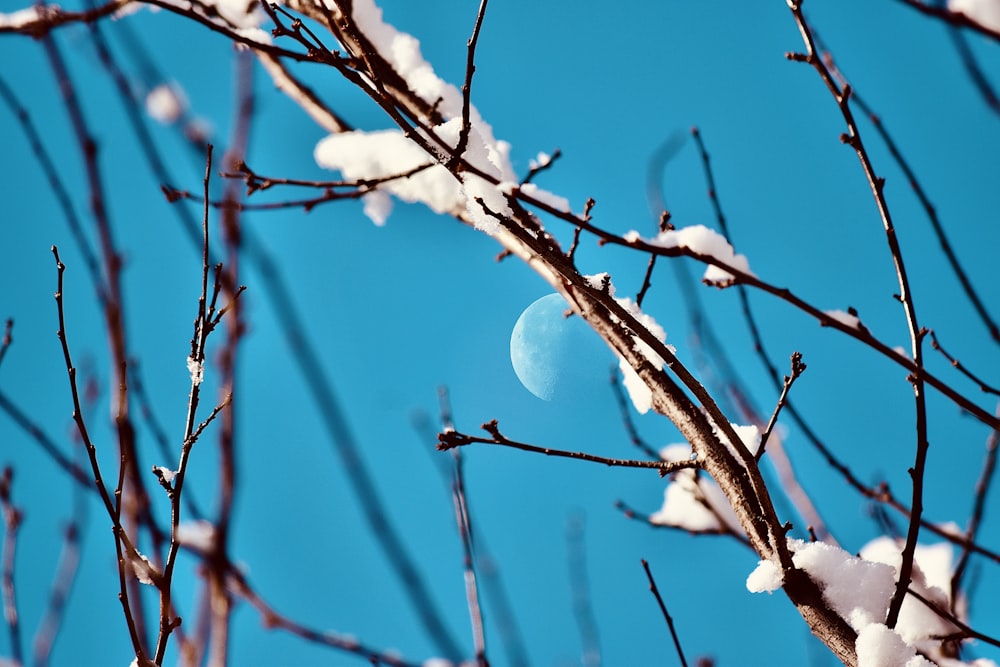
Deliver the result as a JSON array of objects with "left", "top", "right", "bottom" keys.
[
  {"left": 187, "top": 356, "right": 204, "bottom": 386},
  {"left": 0, "top": 6, "right": 41, "bottom": 28},
  {"left": 204, "top": 0, "right": 264, "bottom": 29},
  {"left": 949, "top": 0, "right": 1000, "bottom": 32},
  {"left": 651, "top": 445, "right": 740, "bottom": 534},
  {"left": 313, "top": 2, "right": 575, "bottom": 230},
  {"left": 127, "top": 548, "right": 160, "bottom": 586},
  {"left": 824, "top": 309, "right": 863, "bottom": 330},
  {"left": 145, "top": 83, "right": 186, "bottom": 125},
  {"left": 859, "top": 537, "right": 961, "bottom": 647},
  {"left": 177, "top": 520, "right": 216, "bottom": 552},
  {"left": 625, "top": 224, "right": 755, "bottom": 286},
  {"left": 613, "top": 295, "right": 668, "bottom": 414},
  {"left": 529, "top": 151, "right": 553, "bottom": 170},
  {"left": 153, "top": 466, "right": 176, "bottom": 483},
  {"left": 746, "top": 558, "right": 784, "bottom": 593},
  {"left": 855, "top": 623, "right": 930, "bottom": 667},
  {"left": 518, "top": 182, "right": 570, "bottom": 212},
  {"left": 749, "top": 537, "right": 974, "bottom": 664}
]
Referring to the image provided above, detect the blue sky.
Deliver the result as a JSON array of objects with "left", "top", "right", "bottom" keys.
[{"left": 1, "top": 1, "right": 999, "bottom": 665}]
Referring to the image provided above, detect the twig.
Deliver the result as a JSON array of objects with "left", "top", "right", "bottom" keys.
[
  {"left": 50, "top": 246, "right": 148, "bottom": 662},
  {"left": 154, "top": 145, "right": 224, "bottom": 663},
  {"left": 755, "top": 353, "right": 806, "bottom": 462},
  {"left": 0, "top": 467, "right": 24, "bottom": 666},
  {"left": 567, "top": 513, "right": 600, "bottom": 667},
  {"left": 438, "top": 420, "right": 703, "bottom": 476},
  {"left": 635, "top": 254, "right": 657, "bottom": 308},
  {"left": 521, "top": 148, "right": 561, "bottom": 185},
  {"left": 641, "top": 559, "right": 688, "bottom": 667},
  {"left": 816, "top": 39, "right": 1000, "bottom": 342},
  {"left": 453, "top": 0, "right": 490, "bottom": 163},
  {"left": 929, "top": 331, "right": 1000, "bottom": 395},
  {"left": 785, "top": 4, "right": 929, "bottom": 627}
]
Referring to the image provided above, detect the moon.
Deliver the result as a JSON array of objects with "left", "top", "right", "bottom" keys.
[{"left": 510, "top": 293, "right": 610, "bottom": 402}]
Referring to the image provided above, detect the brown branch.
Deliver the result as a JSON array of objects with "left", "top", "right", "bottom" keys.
[
  {"left": 453, "top": 0, "right": 490, "bottom": 163},
  {"left": 439, "top": 420, "right": 703, "bottom": 476},
  {"left": 521, "top": 148, "right": 561, "bottom": 185},
  {"left": 641, "top": 559, "right": 688, "bottom": 667},
  {"left": 154, "top": 146, "right": 222, "bottom": 664},
  {"left": 50, "top": 246, "right": 147, "bottom": 662},
  {"left": 785, "top": 3, "right": 930, "bottom": 628},
  {"left": 816, "top": 41, "right": 1000, "bottom": 342}
]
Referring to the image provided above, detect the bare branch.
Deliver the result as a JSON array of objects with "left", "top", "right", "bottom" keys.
[{"left": 439, "top": 420, "right": 703, "bottom": 476}]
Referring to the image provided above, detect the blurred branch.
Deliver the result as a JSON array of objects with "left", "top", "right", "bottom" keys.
[
  {"left": 891, "top": 0, "right": 1000, "bottom": 41},
  {"left": 567, "top": 513, "right": 601, "bottom": 667},
  {"left": 0, "top": 467, "right": 24, "bottom": 666}
]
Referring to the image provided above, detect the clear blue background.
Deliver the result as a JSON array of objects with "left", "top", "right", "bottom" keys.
[{"left": 1, "top": 1, "right": 999, "bottom": 665}]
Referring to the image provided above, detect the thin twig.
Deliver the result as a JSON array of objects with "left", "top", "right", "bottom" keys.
[
  {"left": 786, "top": 4, "right": 929, "bottom": 627},
  {"left": 50, "top": 246, "right": 147, "bottom": 662},
  {"left": 816, "top": 39, "right": 1000, "bottom": 342},
  {"left": 929, "top": 331, "right": 1000, "bottom": 395},
  {"left": 755, "top": 353, "right": 806, "bottom": 462},
  {"left": 641, "top": 559, "right": 688, "bottom": 667},
  {"left": 453, "top": 0, "right": 490, "bottom": 162},
  {"left": 438, "top": 420, "right": 703, "bottom": 476}
]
